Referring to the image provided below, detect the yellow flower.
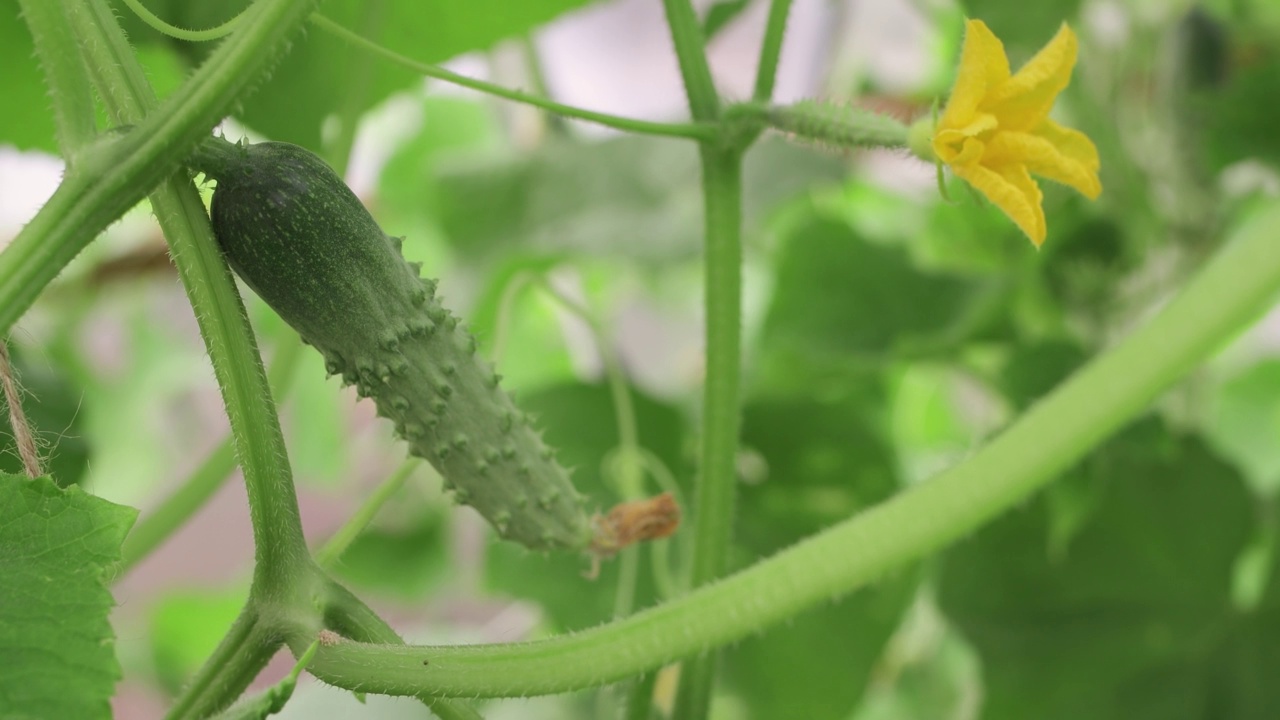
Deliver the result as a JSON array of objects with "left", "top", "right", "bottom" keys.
[{"left": 931, "top": 19, "right": 1101, "bottom": 247}]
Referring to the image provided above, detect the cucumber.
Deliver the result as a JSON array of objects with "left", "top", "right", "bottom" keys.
[{"left": 193, "top": 139, "right": 591, "bottom": 552}]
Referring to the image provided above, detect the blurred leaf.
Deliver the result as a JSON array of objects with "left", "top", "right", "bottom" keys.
[
  {"left": 1, "top": 344, "right": 91, "bottom": 487},
  {"left": 957, "top": 0, "right": 1084, "bottom": 54},
  {"left": 1199, "top": 33, "right": 1280, "bottom": 170},
  {"left": 138, "top": 0, "right": 600, "bottom": 151},
  {"left": 466, "top": 255, "right": 579, "bottom": 393},
  {"left": 1205, "top": 360, "right": 1280, "bottom": 495},
  {"left": 75, "top": 300, "right": 213, "bottom": 505},
  {"left": 938, "top": 420, "right": 1260, "bottom": 720},
  {"left": 435, "top": 136, "right": 844, "bottom": 266},
  {"left": 994, "top": 339, "right": 1086, "bottom": 411},
  {"left": 889, "top": 363, "right": 982, "bottom": 484},
  {"left": 149, "top": 588, "right": 245, "bottom": 695},
  {"left": 328, "top": 488, "right": 450, "bottom": 600},
  {"left": 378, "top": 95, "right": 504, "bottom": 226},
  {"left": 762, "top": 214, "right": 1008, "bottom": 364},
  {"left": 917, "top": 190, "right": 1027, "bottom": 275},
  {"left": 1198, "top": 49, "right": 1280, "bottom": 170},
  {"left": 0, "top": 0, "right": 58, "bottom": 152},
  {"left": 435, "top": 136, "right": 697, "bottom": 263},
  {"left": 0, "top": 474, "right": 136, "bottom": 718},
  {"left": 484, "top": 382, "right": 688, "bottom": 631},
  {"left": 1040, "top": 216, "right": 1131, "bottom": 310},
  {"left": 723, "top": 397, "right": 917, "bottom": 718}
]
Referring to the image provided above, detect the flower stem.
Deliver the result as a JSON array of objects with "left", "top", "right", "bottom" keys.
[
  {"left": 309, "top": 15, "right": 713, "bottom": 141},
  {"left": 304, "top": 201, "right": 1280, "bottom": 698}
]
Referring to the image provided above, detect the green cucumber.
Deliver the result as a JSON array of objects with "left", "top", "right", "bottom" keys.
[{"left": 193, "top": 139, "right": 591, "bottom": 552}]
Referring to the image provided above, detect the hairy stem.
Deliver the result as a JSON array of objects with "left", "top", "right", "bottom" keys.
[
  {"left": 671, "top": 145, "right": 744, "bottom": 720},
  {"left": 318, "top": 582, "right": 485, "bottom": 720},
  {"left": 303, "top": 201, "right": 1280, "bottom": 697},
  {"left": 14, "top": 1, "right": 97, "bottom": 154}
]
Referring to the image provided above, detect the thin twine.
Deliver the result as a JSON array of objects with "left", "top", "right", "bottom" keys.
[{"left": 0, "top": 343, "right": 43, "bottom": 477}]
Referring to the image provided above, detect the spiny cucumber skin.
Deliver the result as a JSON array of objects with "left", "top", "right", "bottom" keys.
[{"left": 204, "top": 141, "right": 592, "bottom": 552}]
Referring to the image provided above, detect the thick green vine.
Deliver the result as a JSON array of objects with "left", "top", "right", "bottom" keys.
[{"left": 302, "top": 200, "right": 1280, "bottom": 698}]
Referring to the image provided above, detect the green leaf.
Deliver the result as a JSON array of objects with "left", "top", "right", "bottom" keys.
[
  {"left": 722, "top": 397, "right": 917, "bottom": 718},
  {"left": 0, "top": 474, "right": 137, "bottom": 719},
  {"left": 484, "top": 382, "right": 688, "bottom": 631},
  {"left": 1201, "top": 45, "right": 1280, "bottom": 171},
  {"left": 993, "top": 339, "right": 1086, "bottom": 412},
  {"left": 377, "top": 95, "right": 504, "bottom": 226},
  {"left": 434, "top": 136, "right": 845, "bottom": 266},
  {"left": 154, "top": 0, "right": 599, "bottom": 151},
  {"left": 761, "top": 214, "right": 1006, "bottom": 364},
  {"left": 937, "top": 421, "right": 1258, "bottom": 720}
]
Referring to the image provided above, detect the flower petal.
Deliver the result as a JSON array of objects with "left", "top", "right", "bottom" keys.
[
  {"left": 954, "top": 162, "right": 1046, "bottom": 246},
  {"left": 986, "top": 23, "right": 1078, "bottom": 131},
  {"left": 932, "top": 114, "right": 997, "bottom": 163},
  {"left": 938, "top": 20, "right": 1012, "bottom": 132},
  {"left": 984, "top": 125, "right": 1101, "bottom": 199},
  {"left": 1035, "top": 119, "right": 1101, "bottom": 172}
]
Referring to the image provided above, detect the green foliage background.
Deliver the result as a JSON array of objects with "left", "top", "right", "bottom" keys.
[{"left": 3, "top": 0, "right": 1280, "bottom": 717}]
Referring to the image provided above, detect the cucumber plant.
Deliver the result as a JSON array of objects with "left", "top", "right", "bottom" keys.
[{"left": 3, "top": 1, "right": 1280, "bottom": 720}]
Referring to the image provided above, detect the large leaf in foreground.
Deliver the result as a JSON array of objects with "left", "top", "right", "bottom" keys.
[{"left": 0, "top": 473, "right": 136, "bottom": 719}]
